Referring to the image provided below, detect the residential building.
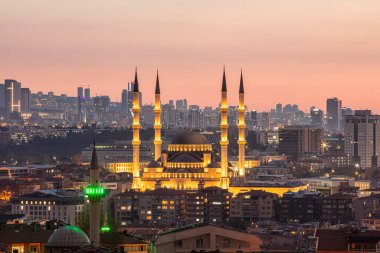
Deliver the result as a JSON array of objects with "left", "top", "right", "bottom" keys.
[
  {"left": 229, "top": 190, "right": 277, "bottom": 222},
  {"left": 345, "top": 110, "right": 380, "bottom": 168},
  {"left": 280, "top": 191, "right": 322, "bottom": 222},
  {"left": 11, "top": 190, "right": 85, "bottom": 226},
  {"left": 154, "top": 223, "right": 263, "bottom": 253}
]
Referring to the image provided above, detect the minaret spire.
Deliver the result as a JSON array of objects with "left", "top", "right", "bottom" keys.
[
  {"left": 155, "top": 70, "right": 160, "bottom": 94},
  {"left": 154, "top": 70, "right": 162, "bottom": 161},
  {"left": 219, "top": 68, "right": 229, "bottom": 189},
  {"left": 91, "top": 140, "right": 98, "bottom": 170},
  {"left": 239, "top": 69, "right": 244, "bottom": 93},
  {"left": 222, "top": 66, "right": 227, "bottom": 92},
  {"left": 134, "top": 67, "right": 139, "bottom": 92},
  {"left": 238, "top": 69, "right": 246, "bottom": 177},
  {"left": 132, "top": 69, "right": 142, "bottom": 189}
]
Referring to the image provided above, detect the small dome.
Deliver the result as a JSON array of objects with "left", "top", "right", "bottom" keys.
[
  {"left": 47, "top": 225, "right": 90, "bottom": 247},
  {"left": 171, "top": 131, "right": 209, "bottom": 145},
  {"left": 147, "top": 160, "right": 161, "bottom": 168},
  {"left": 207, "top": 161, "right": 221, "bottom": 168}
]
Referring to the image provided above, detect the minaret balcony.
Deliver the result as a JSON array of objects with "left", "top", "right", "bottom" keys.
[{"left": 132, "top": 140, "right": 141, "bottom": 145}]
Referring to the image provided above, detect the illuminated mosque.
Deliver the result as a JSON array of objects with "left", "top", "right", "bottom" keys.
[{"left": 129, "top": 69, "right": 306, "bottom": 195}]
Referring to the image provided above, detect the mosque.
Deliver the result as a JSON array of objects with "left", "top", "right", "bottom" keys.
[{"left": 129, "top": 69, "right": 306, "bottom": 195}]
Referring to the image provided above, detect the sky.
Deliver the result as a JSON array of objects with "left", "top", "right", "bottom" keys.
[{"left": 0, "top": 0, "right": 379, "bottom": 112}]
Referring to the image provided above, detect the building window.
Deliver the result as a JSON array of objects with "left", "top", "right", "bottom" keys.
[
  {"left": 174, "top": 240, "right": 182, "bottom": 248},
  {"left": 196, "top": 238, "right": 204, "bottom": 248}
]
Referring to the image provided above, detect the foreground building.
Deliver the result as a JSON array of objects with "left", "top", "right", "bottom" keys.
[
  {"left": 154, "top": 223, "right": 262, "bottom": 253},
  {"left": 11, "top": 189, "right": 85, "bottom": 226}
]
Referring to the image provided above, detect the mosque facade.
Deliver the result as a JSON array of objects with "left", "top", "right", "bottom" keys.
[{"left": 128, "top": 69, "right": 306, "bottom": 195}]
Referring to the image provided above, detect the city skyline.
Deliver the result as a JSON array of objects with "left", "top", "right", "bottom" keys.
[{"left": 1, "top": 1, "right": 380, "bottom": 112}]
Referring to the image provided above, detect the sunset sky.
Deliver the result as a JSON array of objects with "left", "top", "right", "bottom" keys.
[{"left": 0, "top": 1, "right": 379, "bottom": 112}]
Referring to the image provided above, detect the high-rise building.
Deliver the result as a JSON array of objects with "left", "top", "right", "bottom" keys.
[
  {"left": 188, "top": 106, "right": 203, "bottom": 129},
  {"left": 77, "top": 87, "right": 84, "bottom": 99},
  {"left": 20, "top": 88, "right": 30, "bottom": 113},
  {"left": 341, "top": 107, "right": 354, "bottom": 131},
  {"left": 310, "top": 107, "right": 324, "bottom": 128},
  {"left": 77, "top": 87, "right": 84, "bottom": 118},
  {"left": 251, "top": 110, "right": 257, "bottom": 128},
  {"left": 121, "top": 89, "right": 128, "bottom": 112},
  {"left": 4, "top": 79, "right": 21, "bottom": 117},
  {"left": 278, "top": 126, "right": 324, "bottom": 158},
  {"left": 84, "top": 88, "right": 91, "bottom": 99},
  {"left": 276, "top": 103, "right": 283, "bottom": 115},
  {"left": 326, "top": 97, "right": 342, "bottom": 132},
  {"left": 260, "top": 112, "right": 270, "bottom": 130},
  {"left": 0, "top": 83, "right": 5, "bottom": 116},
  {"left": 345, "top": 110, "right": 380, "bottom": 168}
]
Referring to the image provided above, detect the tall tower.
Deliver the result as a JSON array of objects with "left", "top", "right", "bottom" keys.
[
  {"left": 237, "top": 70, "right": 246, "bottom": 177},
  {"left": 85, "top": 142, "right": 105, "bottom": 246},
  {"left": 132, "top": 69, "right": 142, "bottom": 189},
  {"left": 154, "top": 71, "right": 162, "bottom": 161},
  {"left": 220, "top": 68, "right": 230, "bottom": 189}
]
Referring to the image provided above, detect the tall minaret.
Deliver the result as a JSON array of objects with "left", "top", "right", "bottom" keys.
[
  {"left": 132, "top": 69, "right": 141, "bottom": 189},
  {"left": 238, "top": 70, "right": 246, "bottom": 177},
  {"left": 220, "top": 68, "right": 230, "bottom": 189},
  {"left": 87, "top": 142, "right": 102, "bottom": 246},
  {"left": 153, "top": 71, "right": 162, "bottom": 161}
]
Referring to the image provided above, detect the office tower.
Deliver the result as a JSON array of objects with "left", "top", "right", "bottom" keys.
[
  {"left": 93, "top": 96, "right": 110, "bottom": 122},
  {"left": 278, "top": 126, "right": 324, "bottom": 158},
  {"left": 77, "top": 87, "right": 84, "bottom": 99},
  {"left": 0, "top": 84, "right": 5, "bottom": 116},
  {"left": 345, "top": 110, "right": 380, "bottom": 168},
  {"left": 276, "top": 103, "right": 283, "bottom": 115},
  {"left": 84, "top": 88, "right": 91, "bottom": 99},
  {"left": 310, "top": 107, "right": 324, "bottom": 128},
  {"left": 341, "top": 107, "right": 354, "bottom": 130},
  {"left": 20, "top": 88, "right": 30, "bottom": 113},
  {"left": 261, "top": 112, "right": 270, "bottom": 130},
  {"left": 121, "top": 89, "right": 128, "bottom": 112},
  {"left": 220, "top": 68, "right": 229, "bottom": 189},
  {"left": 4, "top": 79, "right": 21, "bottom": 116},
  {"left": 77, "top": 87, "right": 84, "bottom": 118},
  {"left": 326, "top": 97, "right": 342, "bottom": 132},
  {"left": 188, "top": 106, "right": 202, "bottom": 129},
  {"left": 251, "top": 110, "right": 257, "bottom": 127}
]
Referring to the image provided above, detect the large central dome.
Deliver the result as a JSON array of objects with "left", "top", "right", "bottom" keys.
[{"left": 171, "top": 130, "right": 210, "bottom": 145}]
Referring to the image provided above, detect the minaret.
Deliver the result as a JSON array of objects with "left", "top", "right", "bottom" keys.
[
  {"left": 220, "top": 68, "right": 230, "bottom": 189},
  {"left": 153, "top": 70, "right": 162, "bottom": 161},
  {"left": 238, "top": 70, "right": 246, "bottom": 177},
  {"left": 132, "top": 69, "right": 141, "bottom": 189},
  {"left": 86, "top": 142, "right": 104, "bottom": 246}
]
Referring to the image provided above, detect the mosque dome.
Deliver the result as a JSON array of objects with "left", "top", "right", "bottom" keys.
[
  {"left": 171, "top": 131, "right": 209, "bottom": 145},
  {"left": 46, "top": 225, "right": 90, "bottom": 247},
  {"left": 170, "top": 153, "right": 202, "bottom": 163}
]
